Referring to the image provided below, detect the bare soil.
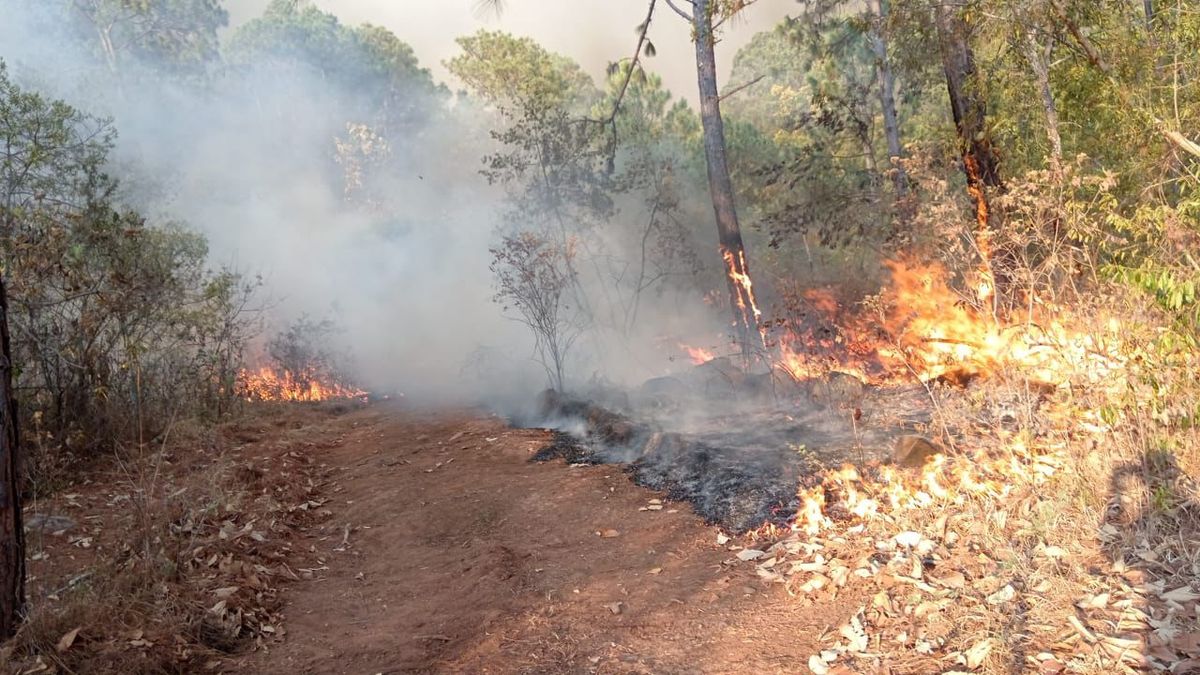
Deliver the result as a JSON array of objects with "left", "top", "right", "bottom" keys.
[{"left": 234, "top": 402, "right": 860, "bottom": 674}]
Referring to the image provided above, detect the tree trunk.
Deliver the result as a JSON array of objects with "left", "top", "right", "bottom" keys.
[
  {"left": 0, "top": 273, "right": 24, "bottom": 638},
  {"left": 866, "top": 0, "right": 907, "bottom": 195},
  {"left": 933, "top": 0, "right": 1001, "bottom": 308},
  {"left": 1022, "top": 28, "right": 1063, "bottom": 176},
  {"left": 690, "top": 0, "right": 762, "bottom": 351},
  {"left": 933, "top": 1, "right": 1001, "bottom": 198}
]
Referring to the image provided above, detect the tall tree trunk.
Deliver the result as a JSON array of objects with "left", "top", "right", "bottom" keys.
[
  {"left": 0, "top": 273, "right": 24, "bottom": 638},
  {"left": 690, "top": 0, "right": 762, "bottom": 351},
  {"left": 933, "top": 1, "right": 1001, "bottom": 308},
  {"left": 1022, "top": 29, "right": 1063, "bottom": 176},
  {"left": 866, "top": 0, "right": 907, "bottom": 195}
]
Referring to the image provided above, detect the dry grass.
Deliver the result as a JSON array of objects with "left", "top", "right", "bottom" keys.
[
  {"left": 1, "top": 403, "right": 354, "bottom": 674},
  {"left": 739, "top": 165, "right": 1200, "bottom": 673}
]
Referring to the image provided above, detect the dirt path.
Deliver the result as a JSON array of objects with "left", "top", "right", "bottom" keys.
[{"left": 243, "top": 403, "right": 856, "bottom": 674}]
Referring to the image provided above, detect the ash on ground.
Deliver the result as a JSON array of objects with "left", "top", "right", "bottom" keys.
[{"left": 525, "top": 357, "right": 933, "bottom": 532}]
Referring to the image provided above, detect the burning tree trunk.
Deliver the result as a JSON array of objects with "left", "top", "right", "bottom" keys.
[
  {"left": 687, "top": 0, "right": 763, "bottom": 351},
  {"left": 0, "top": 273, "right": 24, "bottom": 638},
  {"left": 866, "top": 0, "right": 908, "bottom": 196},
  {"left": 933, "top": 1, "right": 1002, "bottom": 306}
]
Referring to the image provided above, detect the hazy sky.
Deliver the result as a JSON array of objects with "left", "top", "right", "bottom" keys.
[{"left": 226, "top": 1, "right": 797, "bottom": 104}]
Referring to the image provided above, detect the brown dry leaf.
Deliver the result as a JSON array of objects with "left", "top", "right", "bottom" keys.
[
  {"left": 1076, "top": 592, "right": 1110, "bottom": 610},
  {"left": 737, "top": 549, "right": 766, "bottom": 561},
  {"left": 648, "top": 567, "right": 663, "bottom": 575},
  {"left": 914, "top": 600, "right": 948, "bottom": 618},
  {"left": 830, "top": 566, "right": 850, "bottom": 587},
  {"left": 1162, "top": 586, "right": 1200, "bottom": 603},
  {"left": 965, "top": 638, "right": 994, "bottom": 669},
  {"left": 872, "top": 590, "right": 895, "bottom": 614},
  {"left": 799, "top": 574, "right": 830, "bottom": 594},
  {"left": 757, "top": 568, "right": 786, "bottom": 583},
  {"left": 1041, "top": 545, "right": 1069, "bottom": 559},
  {"left": 933, "top": 571, "right": 966, "bottom": 589},
  {"left": 598, "top": 529, "right": 619, "bottom": 538},
  {"left": 987, "top": 584, "right": 1016, "bottom": 605},
  {"left": 1039, "top": 659, "right": 1065, "bottom": 673},
  {"left": 839, "top": 614, "right": 869, "bottom": 652},
  {"left": 55, "top": 627, "right": 81, "bottom": 653}
]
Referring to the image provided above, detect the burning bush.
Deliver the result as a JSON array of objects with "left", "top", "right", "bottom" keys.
[{"left": 238, "top": 316, "right": 366, "bottom": 402}]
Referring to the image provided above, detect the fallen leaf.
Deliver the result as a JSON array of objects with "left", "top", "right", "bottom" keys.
[
  {"left": 598, "top": 529, "right": 619, "bottom": 538},
  {"left": 1162, "top": 586, "right": 1200, "bottom": 603},
  {"left": 933, "top": 571, "right": 966, "bottom": 589},
  {"left": 987, "top": 584, "right": 1016, "bottom": 605},
  {"left": 965, "top": 638, "right": 994, "bottom": 669},
  {"left": 1041, "top": 545, "right": 1069, "bottom": 559},
  {"left": 603, "top": 602, "right": 623, "bottom": 615},
  {"left": 648, "top": 567, "right": 662, "bottom": 575},
  {"left": 56, "top": 627, "right": 80, "bottom": 653},
  {"left": 1076, "top": 593, "right": 1110, "bottom": 610},
  {"left": 737, "top": 549, "right": 766, "bottom": 561}
]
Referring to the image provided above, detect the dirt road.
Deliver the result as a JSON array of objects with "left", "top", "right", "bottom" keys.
[{"left": 237, "top": 402, "right": 855, "bottom": 674}]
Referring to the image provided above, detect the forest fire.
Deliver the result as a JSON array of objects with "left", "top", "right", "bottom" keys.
[
  {"left": 721, "top": 246, "right": 768, "bottom": 349},
  {"left": 771, "top": 258, "right": 1125, "bottom": 388},
  {"left": 680, "top": 343, "right": 716, "bottom": 365},
  {"left": 754, "top": 259, "right": 1124, "bottom": 538},
  {"left": 237, "top": 366, "right": 368, "bottom": 402}
]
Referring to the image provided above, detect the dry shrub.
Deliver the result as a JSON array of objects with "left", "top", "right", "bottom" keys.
[
  {"left": 755, "top": 159, "right": 1200, "bottom": 673},
  {"left": 1, "top": 405, "right": 339, "bottom": 674}
]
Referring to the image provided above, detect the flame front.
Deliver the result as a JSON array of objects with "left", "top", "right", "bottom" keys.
[
  {"left": 773, "top": 258, "right": 1125, "bottom": 387},
  {"left": 758, "top": 256, "right": 1126, "bottom": 537},
  {"left": 238, "top": 366, "right": 367, "bottom": 402}
]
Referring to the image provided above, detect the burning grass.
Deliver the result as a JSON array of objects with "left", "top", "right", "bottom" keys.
[
  {"left": 237, "top": 366, "right": 367, "bottom": 403},
  {"left": 596, "top": 172, "right": 1199, "bottom": 671},
  {"left": 725, "top": 287, "right": 1200, "bottom": 673}
]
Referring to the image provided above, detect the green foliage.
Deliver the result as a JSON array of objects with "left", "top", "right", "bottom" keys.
[
  {"left": 0, "top": 62, "right": 258, "bottom": 477},
  {"left": 230, "top": 0, "right": 443, "bottom": 127},
  {"left": 448, "top": 30, "right": 598, "bottom": 113},
  {"left": 65, "top": 0, "right": 228, "bottom": 74}
]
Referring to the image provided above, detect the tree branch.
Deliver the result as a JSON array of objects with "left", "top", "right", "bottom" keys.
[
  {"left": 1050, "top": 0, "right": 1200, "bottom": 160},
  {"left": 713, "top": 0, "right": 758, "bottom": 31},
  {"left": 664, "top": 0, "right": 692, "bottom": 21},
  {"left": 719, "top": 74, "right": 765, "bottom": 102}
]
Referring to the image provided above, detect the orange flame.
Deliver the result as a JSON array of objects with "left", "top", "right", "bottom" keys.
[
  {"left": 237, "top": 366, "right": 367, "bottom": 402},
  {"left": 721, "top": 247, "right": 767, "bottom": 349},
  {"left": 772, "top": 258, "right": 1125, "bottom": 387},
  {"left": 680, "top": 343, "right": 716, "bottom": 365}
]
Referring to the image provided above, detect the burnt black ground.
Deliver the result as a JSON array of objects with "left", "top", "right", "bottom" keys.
[{"left": 525, "top": 369, "right": 931, "bottom": 532}]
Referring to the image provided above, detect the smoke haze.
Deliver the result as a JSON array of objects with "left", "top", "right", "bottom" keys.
[
  {"left": 225, "top": 0, "right": 794, "bottom": 107},
  {"left": 0, "top": 0, "right": 787, "bottom": 403}
]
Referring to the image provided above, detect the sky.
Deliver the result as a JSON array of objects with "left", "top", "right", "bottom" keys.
[{"left": 226, "top": 0, "right": 798, "bottom": 104}]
